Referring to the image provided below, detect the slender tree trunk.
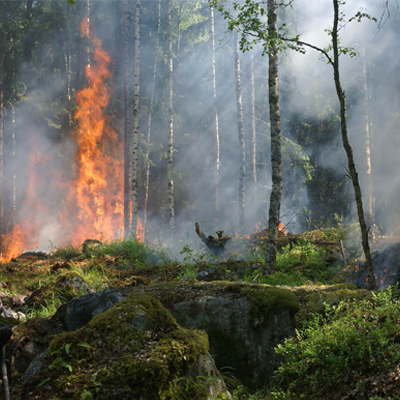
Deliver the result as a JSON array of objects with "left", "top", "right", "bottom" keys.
[
  {"left": 332, "top": 0, "right": 375, "bottom": 289},
  {"left": 64, "top": 38, "right": 72, "bottom": 127},
  {"left": 11, "top": 105, "right": 15, "bottom": 221},
  {"left": 123, "top": 1, "right": 132, "bottom": 237},
  {"left": 130, "top": 0, "right": 141, "bottom": 238},
  {"left": 265, "top": 0, "right": 282, "bottom": 275},
  {"left": 0, "top": 0, "right": 4, "bottom": 256},
  {"left": 361, "top": 47, "right": 374, "bottom": 237},
  {"left": 251, "top": 53, "right": 257, "bottom": 202},
  {"left": 211, "top": 5, "right": 220, "bottom": 228},
  {"left": 167, "top": 0, "right": 175, "bottom": 235},
  {"left": 177, "top": 0, "right": 183, "bottom": 66},
  {"left": 85, "top": 0, "right": 91, "bottom": 80},
  {"left": 234, "top": 31, "right": 245, "bottom": 232},
  {"left": 143, "top": 0, "right": 161, "bottom": 240}
]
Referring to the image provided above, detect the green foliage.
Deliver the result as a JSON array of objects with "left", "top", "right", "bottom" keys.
[
  {"left": 274, "top": 286, "right": 400, "bottom": 398},
  {"left": 246, "top": 241, "right": 340, "bottom": 285},
  {"left": 177, "top": 245, "right": 216, "bottom": 281}
]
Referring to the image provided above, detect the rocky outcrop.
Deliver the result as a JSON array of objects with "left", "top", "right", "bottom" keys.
[
  {"left": 22, "top": 293, "right": 231, "bottom": 400},
  {"left": 60, "top": 282, "right": 299, "bottom": 389}
]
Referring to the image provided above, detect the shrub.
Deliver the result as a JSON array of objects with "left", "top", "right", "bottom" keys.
[{"left": 274, "top": 286, "right": 400, "bottom": 399}]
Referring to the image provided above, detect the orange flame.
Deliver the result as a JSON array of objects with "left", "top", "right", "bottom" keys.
[
  {"left": 136, "top": 218, "right": 144, "bottom": 243},
  {"left": 1, "top": 140, "right": 54, "bottom": 261},
  {"left": 58, "top": 21, "right": 123, "bottom": 244},
  {"left": 1, "top": 20, "right": 125, "bottom": 261}
]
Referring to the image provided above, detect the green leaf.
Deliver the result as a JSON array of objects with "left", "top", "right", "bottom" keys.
[
  {"left": 49, "top": 356, "right": 62, "bottom": 370},
  {"left": 61, "top": 362, "right": 73, "bottom": 373},
  {"left": 65, "top": 343, "right": 72, "bottom": 355},
  {"left": 78, "top": 342, "right": 94, "bottom": 349},
  {"left": 37, "top": 378, "right": 51, "bottom": 388},
  {"left": 67, "top": 0, "right": 76, "bottom": 4}
]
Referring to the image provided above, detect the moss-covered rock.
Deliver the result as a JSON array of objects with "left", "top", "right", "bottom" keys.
[
  {"left": 57, "top": 282, "right": 298, "bottom": 390},
  {"left": 22, "top": 293, "right": 230, "bottom": 400}
]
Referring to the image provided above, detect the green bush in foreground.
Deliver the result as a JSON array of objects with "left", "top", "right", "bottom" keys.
[{"left": 274, "top": 286, "right": 400, "bottom": 399}]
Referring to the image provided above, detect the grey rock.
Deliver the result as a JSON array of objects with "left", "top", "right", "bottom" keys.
[
  {"left": 64, "top": 289, "right": 124, "bottom": 331},
  {"left": 23, "top": 350, "right": 48, "bottom": 385}
]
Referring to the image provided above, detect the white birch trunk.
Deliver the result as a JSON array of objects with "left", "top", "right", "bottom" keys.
[
  {"left": 131, "top": 0, "right": 141, "bottom": 238},
  {"left": 167, "top": 0, "right": 175, "bottom": 234},
  {"left": 361, "top": 47, "right": 374, "bottom": 235},
  {"left": 143, "top": 0, "right": 161, "bottom": 240},
  {"left": 234, "top": 31, "right": 246, "bottom": 232},
  {"left": 123, "top": 0, "right": 132, "bottom": 237},
  {"left": 251, "top": 53, "right": 257, "bottom": 204},
  {"left": 211, "top": 5, "right": 220, "bottom": 227}
]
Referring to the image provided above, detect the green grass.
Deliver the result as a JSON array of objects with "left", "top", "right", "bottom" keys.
[
  {"left": 53, "top": 239, "right": 170, "bottom": 269},
  {"left": 245, "top": 242, "right": 340, "bottom": 286}
]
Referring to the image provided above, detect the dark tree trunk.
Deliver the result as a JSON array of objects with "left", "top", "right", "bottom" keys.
[
  {"left": 332, "top": 0, "right": 375, "bottom": 289},
  {"left": 264, "top": 0, "right": 282, "bottom": 275}
]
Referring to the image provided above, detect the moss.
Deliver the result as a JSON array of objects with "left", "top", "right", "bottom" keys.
[
  {"left": 0, "top": 316, "right": 20, "bottom": 328},
  {"left": 241, "top": 287, "right": 300, "bottom": 327},
  {"left": 24, "top": 293, "right": 210, "bottom": 400},
  {"left": 295, "top": 285, "right": 372, "bottom": 327}
]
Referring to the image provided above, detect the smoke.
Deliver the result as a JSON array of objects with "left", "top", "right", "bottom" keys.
[{"left": 3, "top": 0, "right": 399, "bottom": 259}]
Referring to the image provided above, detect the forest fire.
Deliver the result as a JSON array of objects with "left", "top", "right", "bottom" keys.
[
  {"left": 1, "top": 20, "right": 124, "bottom": 261},
  {"left": 59, "top": 20, "right": 124, "bottom": 244}
]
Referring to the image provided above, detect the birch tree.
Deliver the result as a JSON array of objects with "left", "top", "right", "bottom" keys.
[
  {"left": 361, "top": 47, "right": 374, "bottom": 236},
  {"left": 131, "top": 0, "right": 141, "bottom": 238},
  {"left": 210, "top": 4, "right": 220, "bottom": 228},
  {"left": 143, "top": 0, "right": 161, "bottom": 240},
  {"left": 167, "top": 0, "right": 175, "bottom": 235},
  {"left": 123, "top": 0, "right": 132, "bottom": 237},
  {"left": 234, "top": 31, "right": 246, "bottom": 232},
  {"left": 250, "top": 54, "right": 258, "bottom": 205},
  {"left": 0, "top": 0, "right": 3, "bottom": 248}
]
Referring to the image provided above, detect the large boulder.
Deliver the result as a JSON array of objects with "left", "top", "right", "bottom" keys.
[
  {"left": 60, "top": 282, "right": 299, "bottom": 389},
  {"left": 22, "top": 293, "right": 231, "bottom": 400}
]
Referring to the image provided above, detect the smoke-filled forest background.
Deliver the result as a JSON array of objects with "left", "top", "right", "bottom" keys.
[{"left": 0, "top": 0, "right": 399, "bottom": 260}]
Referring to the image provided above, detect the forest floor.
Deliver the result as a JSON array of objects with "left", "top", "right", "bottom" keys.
[{"left": 0, "top": 231, "right": 399, "bottom": 399}]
